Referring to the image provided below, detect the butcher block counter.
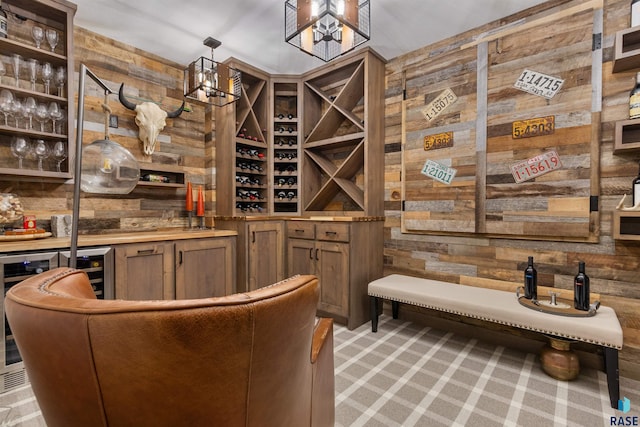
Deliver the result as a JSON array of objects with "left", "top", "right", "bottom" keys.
[{"left": 0, "top": 229, "right": 237, "bottom": 253}]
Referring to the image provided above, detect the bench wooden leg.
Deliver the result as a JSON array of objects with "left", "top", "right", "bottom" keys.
[
  {"left": 603, "top": 347, "right": 620, "bottom": 409},
  {"left": 392, "top": 300, "right": 399, "bottom": 319},
  {"left": 370, "top": 296, "right": 379, "bottom": 332}
]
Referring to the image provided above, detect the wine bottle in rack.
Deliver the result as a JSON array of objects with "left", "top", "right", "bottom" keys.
[
  {"left": 573, "top": 261, "right": 590, "bottom": 311},
  {"left": 632, "top": 160, "right": 640, "bottom": 206},
  {"left": 630, "top": 72, "right": 640, "bottom": 119},
  {"left": 0, "top": 0, "right": 8, "bottom": 39},
  {"left": 524, "top": 256, "right": 537, "bottom": 300}
]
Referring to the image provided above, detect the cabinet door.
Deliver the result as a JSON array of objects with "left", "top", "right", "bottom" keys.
[
  {"left": 175, "top": 238, "right": 236, "bottom": 299},
  {"left": 315, "top": 241, "right": 349, "bottom": 317},
  {"left": 287, "top": 238, "right": 315, "bottom": 277},
  {"left": 114, "top": 242, "right": 174, "bottom": 300},
  {"left": 248, "top": 221, "right": 284, "bottom": 290}
]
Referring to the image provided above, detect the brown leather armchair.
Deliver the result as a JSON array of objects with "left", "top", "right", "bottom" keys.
[{"left": 5, "top": 267, "right": 335, "bottom": 427}]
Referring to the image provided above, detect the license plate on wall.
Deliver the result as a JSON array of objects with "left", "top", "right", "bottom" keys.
[
  {"left": 510, "top": 150, "right": 562, "bottom": 183},
  {"left": 512, "top": 116, "right": 555, "bottom": 139}
]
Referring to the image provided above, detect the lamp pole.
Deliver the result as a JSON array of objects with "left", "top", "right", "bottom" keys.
[{"left": 69, "top": 64, "right": 115, "bottom": 268}]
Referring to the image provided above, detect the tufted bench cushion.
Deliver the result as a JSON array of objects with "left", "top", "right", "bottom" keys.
[{"left": 368, "top": 274, "right": 623, "bottom": 408}]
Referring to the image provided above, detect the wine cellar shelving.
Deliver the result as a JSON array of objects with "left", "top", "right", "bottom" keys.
[
  {"left": 272, "top": 79, "right": 300, "bottom": 214},
  {"left": 216, "top": 60, "right": 270, "bottom": 216},
  {"left": 0, "top": 0, "right": 76, "bottom": 180},
  {"left": 301, "top": 49, "right": 385, "bottom": 216},
  {"left": 216, "top": 49, "right": 384, "bottom": 217}
]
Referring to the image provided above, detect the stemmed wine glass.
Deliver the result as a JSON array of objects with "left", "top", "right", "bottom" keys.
[
  {"left": 54, "top": 66, "right": 66, "bottom": 97},
  {"left": 27, "top": 59, "right": 38, "bottom": 91},
  {"left": 45, "top": 29, "right": 58, "bottom": 53},
  {"left": 33, "top": 139, "right": 49, "bottom": 171},
  {"left": 22, "top": 97, "right": 36, "bottom": 130},
  {"left": 12, "top": 54, "right": 21, "bottom": 88},
  {"left": 35, "top": 103, "right": 49, "bottom": 132},
  {"left": 10, "top": 137, "right": 29, "bottom": 169},
  {"left": 48, "top": 102, "right": 62, "bottom": 132},
  {"left": 51, "top": 141, "right": 67, "bottom": 172},
  {"left": 0, "top": 90, "right": 13, "bottom": 126},
  {"left": 9, "top": 98, "right": 23, "bottom": 128},
  {"left": 32, "top": 26, "right": 44, "bottom": 49},
  {"left": 41, "top": 62, "right": 53, "bottom": 95},
  {"left": 0, "top": 58, "right": 5, "bottom": 85}
]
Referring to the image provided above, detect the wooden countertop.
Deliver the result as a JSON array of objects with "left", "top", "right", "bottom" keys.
[
  {"left": 215, "top": 215, "right": 385, "bottom": 222},
  {"left": 0, "top": 229, "right": 237, "bottom": 253}
]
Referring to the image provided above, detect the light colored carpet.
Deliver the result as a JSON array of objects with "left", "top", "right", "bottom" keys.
[
  {"left": 1, "top": 315, "right": 638, "bottom": 426},
  {"left": 334, "top": 316, "right": 640, "bottom": 427}
]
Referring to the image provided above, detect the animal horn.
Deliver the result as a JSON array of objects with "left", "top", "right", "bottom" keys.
[
  {"left": 166, "top": 100, "right": 185, "bottom": 119},
  {"left": 118, "top": 84, "right": 137, "bottom": 111}
]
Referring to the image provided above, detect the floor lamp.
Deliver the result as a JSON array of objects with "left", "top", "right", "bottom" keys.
[{"left": 69, "top": 64, "right": 140, "bottom": 268}]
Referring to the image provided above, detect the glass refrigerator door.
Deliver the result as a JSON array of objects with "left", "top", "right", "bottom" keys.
[
  {"left": 59, "top": 247, "right": 114, "bottom": 300},
  {"left": 0, "top": 252, "right": 58, "bottom": 368}
]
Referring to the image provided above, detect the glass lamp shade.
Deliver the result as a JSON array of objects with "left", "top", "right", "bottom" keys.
[{"left": 80, "top": 139, "right": 140, "bottom": 194}]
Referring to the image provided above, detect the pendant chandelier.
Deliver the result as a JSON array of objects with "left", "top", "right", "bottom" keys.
[
  {"left": 184, "top": 37, "right": 242, "bottom": 107},
  {"left": 285, "top": 0, "right": 371, "bottom": 62}
]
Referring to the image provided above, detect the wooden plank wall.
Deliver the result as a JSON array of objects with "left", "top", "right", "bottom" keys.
[
  {"left": 401, "top": 0, "right": 597, "bottom": 240},
  {"left": 385, "top": 0, "right": 640, "bottom": 378},
  {"left": 0, "top": 26, "right": 208, "bottom": 234}
]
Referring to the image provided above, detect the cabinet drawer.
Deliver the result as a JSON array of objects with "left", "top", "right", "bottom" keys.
[
  {"left": 287, "top": 222, "right": 316, "bottom": 239},
  {"left": 316, "top": 223, "right": 350, "bottom": 242}
]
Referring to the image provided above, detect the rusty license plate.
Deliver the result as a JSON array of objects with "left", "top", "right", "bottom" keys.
[{"left": 512, "top": 116, "right": 555, "bottom": 139}]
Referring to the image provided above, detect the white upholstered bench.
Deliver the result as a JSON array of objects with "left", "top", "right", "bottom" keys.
[{"left": 368, "top": 274, "right": 624, "bottom": 409}]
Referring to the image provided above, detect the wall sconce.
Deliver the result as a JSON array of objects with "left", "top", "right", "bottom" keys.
[
  {"left": 285, "top": 0, "right": 371, "bottom": 62},
  {"left": 184, "top": 37, "right": 242, "bottom": 107}
]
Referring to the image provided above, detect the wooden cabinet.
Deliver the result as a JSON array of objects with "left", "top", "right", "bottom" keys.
[
  {"left": 0, "top": 0, "right": 75, "bottom": 179},
  {"left": 216, "top": 60, "right": 270, "bottom": 216},
  {"left": 300, "top": 49, "right": 385, "bottom": 216},
  {"left": 214, "top": 218, "right": 285, "bottom": 292},
  {"left": 175, "top": 237, "right": 235, "bottom": 298},
  {"left": 286, "top": 219, "right": 383, "bottom": 329},
  {"left": 114, "top": 237, "right": 236, "bottom": 300},
  {"left": 115, "top": 241, "right": 174, "bottom": 300}
]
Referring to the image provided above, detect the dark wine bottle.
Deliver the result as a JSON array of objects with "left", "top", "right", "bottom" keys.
[
  {"left": 524, "top": 256, "right": 537, "bottom": 300},
  {"left": 633, "top": 0, "right": 640, "bottom": 27},
  {"left": 630, "top": 72, "right": 640, "bottom": 119},
  {"left": 0, "top": 0, "right": 7, "bottom": 39},
  {"left": 573, "top": 261, "right": 590, "bottom": 311},
  {"left": 632, "top": 160, "right": 640, "bottom": 206}
]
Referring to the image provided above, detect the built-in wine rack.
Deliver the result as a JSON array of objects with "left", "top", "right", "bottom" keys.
[{"left": 272, "top": 79, "right": 300, "bottom": 214}]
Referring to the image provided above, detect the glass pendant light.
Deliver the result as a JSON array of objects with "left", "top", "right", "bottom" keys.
[{"left": 80, "top": 138, "right": 140, "bottom": 194}]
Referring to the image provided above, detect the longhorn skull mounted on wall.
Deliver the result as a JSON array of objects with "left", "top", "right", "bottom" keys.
[{"left": 118, "top": 84, "right": 185, "bottom": 156}]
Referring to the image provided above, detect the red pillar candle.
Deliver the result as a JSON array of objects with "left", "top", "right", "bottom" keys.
[
  {"left": 185, "top": 182, "right": 193, "bottom": 211},
  {"left": 196, "top": 186, "right": 205, "bottom": 216}
]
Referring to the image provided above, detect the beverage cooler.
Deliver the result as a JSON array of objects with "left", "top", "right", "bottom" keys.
[{"left": 0, "top": 247, "right": 114, "bottom": 393}]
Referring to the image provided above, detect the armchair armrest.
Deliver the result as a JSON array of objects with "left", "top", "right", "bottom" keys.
[{"left": 311, "top": 317, "right": 334, "bottom": 427}]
